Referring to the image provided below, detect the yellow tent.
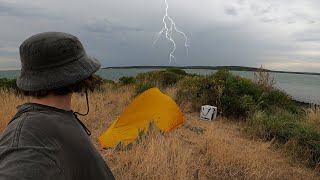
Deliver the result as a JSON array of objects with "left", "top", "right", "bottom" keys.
[{"left": 99, "top": 88, "right": 184, "bottom": 148}]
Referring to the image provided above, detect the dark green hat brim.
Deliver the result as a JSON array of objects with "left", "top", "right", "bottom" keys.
[{"left": 17, "top": 55, "right": 101, "bottom": 91}]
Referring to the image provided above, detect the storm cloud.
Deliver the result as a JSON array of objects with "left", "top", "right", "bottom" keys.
[{"left": 0, "top": 0, "right": 319, "bottom": 72}]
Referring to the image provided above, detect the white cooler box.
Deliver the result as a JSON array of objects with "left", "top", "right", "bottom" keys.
[{"left": 200, "top": 105, "right": 217, "bottom": 121}]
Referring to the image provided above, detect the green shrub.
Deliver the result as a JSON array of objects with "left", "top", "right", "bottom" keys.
[
  {"left": 119, "top": 76, "right": 136, "bottom": 85},
  {"left": 239, "top": 95, "right": 258, "bottom": 116},
  {"left": 259, "top": 89, "right": 302, "bottom": 115},
  {"left": 0, "top": 78, "right": 19, "bottom": 93},
  {"left": 217, "top": 72, "right": 264, "bottom": 117},
  {"left": 176, "top": 69, "right": 301, "bottom": 118},
  {"left": 176, "top": 75, "right": 219, "bottom": 110},
  {"left": 186, "top": 73, "right": 200, "bottom": 77},
  {"left": 103, "top": 79, "right": 116, "bottom": 84},
  {"left": 165, "top": 68, "right": 188, "bottom": 76},
  {"left": 135, "top": 82, "right": 156, "bottom": 96},
  {"left": 247, "top": 110, "right": 320, "bottom": 166},
  {"left": 92, "top": 74, "right": 106, "bottom": 91},
  {"left": 136, "top": 70, "right": 183, "bottom": 88},
  {"left": 212, "top": 69, "right": 231, "bottom": 82}
]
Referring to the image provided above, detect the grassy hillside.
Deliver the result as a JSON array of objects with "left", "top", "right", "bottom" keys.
[{"left": 1, "top": 86, "right": 319, "bottom": 179}]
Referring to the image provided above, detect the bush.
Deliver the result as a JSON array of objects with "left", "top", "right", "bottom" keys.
[
  {"left": 247, "top": 110, "right": 320, "bottom": 166},
  {"left": 239, "top": 95, "right": 258, "bottom": 116},
  {"left": 92, "top": 74, "right": 107, "bottom": 91},
  {"left": 216, "top": 71, "right": 264, "bottom": 118},
  {"left": 136, "top": 70, "right": 183, "bottom": 88},
  {"left": 103, "top": 79, "right": 116, "bottom": 85},
  {"left": 259, "top": 89, "right": 303, "bottom": 115},
  {"left": 135, "top": 83, "right": 156, "bottom": 96},
  {"left": 166, "top": 68, "right": 188, "bottom": 76},
  {"left": 176, "top": 70, "right": 264, "bottom": 117},
  {"left": 0, "top": 78, "right": 19, "bottom": 93},
  {"left": 119, "top": 76, "right": 136, "bottom": 85},
  {"left": 176, "top": 75, "right": 219, "bottom": 111},
  {"left": 176, "top": 69, "right": 301, "bottom": 118}
]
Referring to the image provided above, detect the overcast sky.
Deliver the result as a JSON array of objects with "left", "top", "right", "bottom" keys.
[{"left": 0, "top": 0, "right": 320, "bottom": 72}]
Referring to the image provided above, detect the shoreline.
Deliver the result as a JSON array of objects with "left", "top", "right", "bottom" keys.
[{"left": 103, "top": 66, "right": 320, "bottom": 76}]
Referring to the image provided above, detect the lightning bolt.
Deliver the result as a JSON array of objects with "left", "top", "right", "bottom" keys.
[{"left": 153, "top": 0, "right": 190, "bottom": 64}]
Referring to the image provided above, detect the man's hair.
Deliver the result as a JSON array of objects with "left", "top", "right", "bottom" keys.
[{"left": 21, "top": 76, "right": 96, "bottom": 98}]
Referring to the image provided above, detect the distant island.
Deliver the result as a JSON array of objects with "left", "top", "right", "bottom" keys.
[{"left": 103, "top": 66, "right": 320, "bottom": 76}]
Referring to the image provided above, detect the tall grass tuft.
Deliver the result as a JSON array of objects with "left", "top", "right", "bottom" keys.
[
  {"left": 305, "top": 106, "right": 320, "bottom": 128},
  {"left": 0, "top": 90, "right": 27, "bottom": 132},
  {"left": 247, "top": 110, "right": 320, "bottom": 166},
  {"left": 254, "top": 65, "right": 275, "bottom": 91}
]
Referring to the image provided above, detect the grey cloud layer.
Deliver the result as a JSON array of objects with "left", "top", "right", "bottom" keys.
[
  {"left": 0, "top": 0, "right": 319, "bottom": 72},
  {"left": 0, "top": 1, "right": 63, "bottom": 20},
  {"left": 84, "top": 19, "right": 143, "bottom": 33}
]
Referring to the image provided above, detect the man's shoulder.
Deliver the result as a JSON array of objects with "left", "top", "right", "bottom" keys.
[
  {"left": 0, "top": 110, "right": 66, "bottom": 148},
  {"left": 0, "top": 112, "right": 29, "bottom": 147},
  {"left": 0, "top": 146, "right": 65, "bottom": 180},
  {"left": 0, "top": 112, "right": 64, "bottom": 179}
]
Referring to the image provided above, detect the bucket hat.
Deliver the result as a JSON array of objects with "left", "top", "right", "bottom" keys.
[{"left": 17, "top": 32, "right": 101, "bottom": 91}]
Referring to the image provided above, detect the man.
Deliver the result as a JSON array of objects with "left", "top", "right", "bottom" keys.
[{"left": 0, "top": 32, "right": 115, "bottom": 179}]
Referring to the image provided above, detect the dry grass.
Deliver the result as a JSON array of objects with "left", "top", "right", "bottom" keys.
[
  {"left": 305, "top": 105, "right": 320, "bottom": 127},
  {"left": 0, "top": 90, "right": 27, "bottom": 132},
  {"left": 1, "top": 86, "right": 319, "bottom": 179},
  {"left": 101, "top": 114, "right": 320, "bottom": 180},
  {"left": 254, "top": 65, "right": 275, "bottom": 91}
]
